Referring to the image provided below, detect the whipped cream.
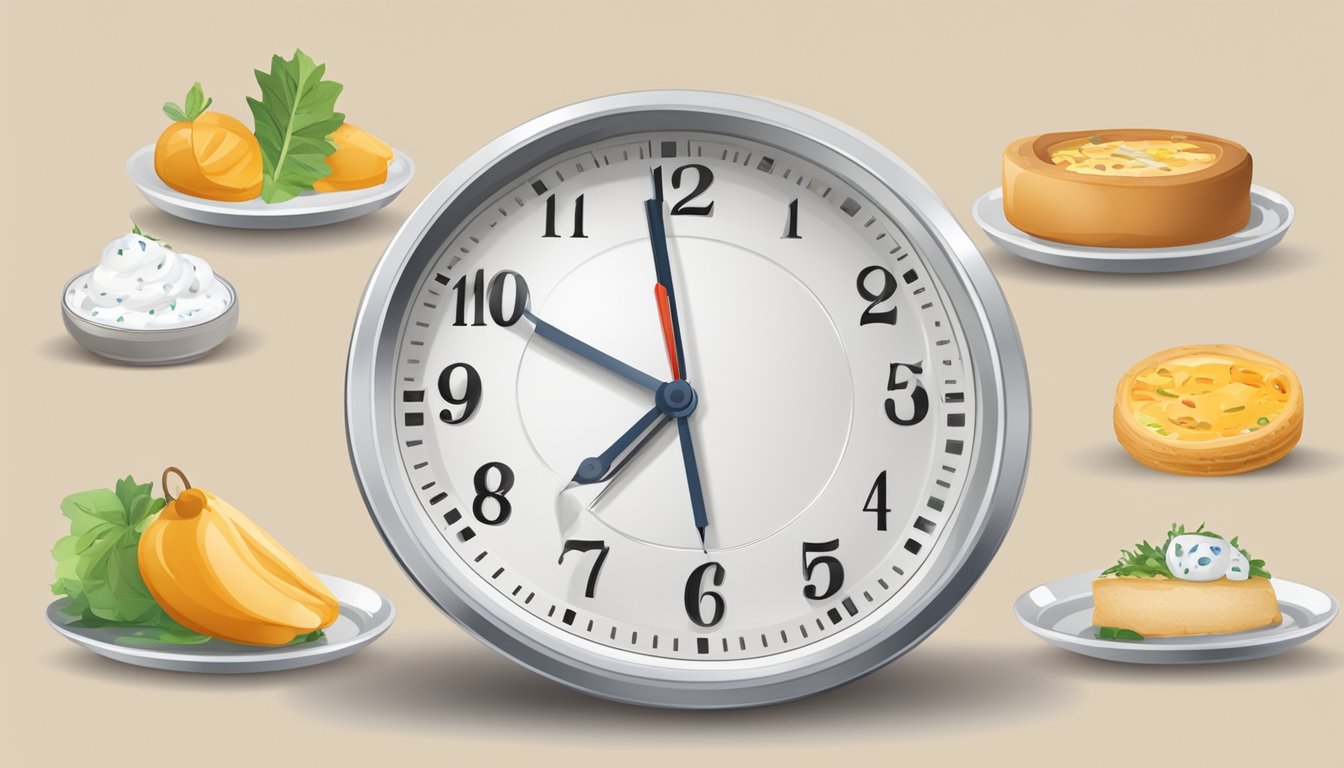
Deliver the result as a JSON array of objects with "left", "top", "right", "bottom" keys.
[
  {"left": 65, "top": 233, "right": 232, "bottom": 330},
  {"left": 1165, "top": 534, "right": 1250, "bottom": 582}
]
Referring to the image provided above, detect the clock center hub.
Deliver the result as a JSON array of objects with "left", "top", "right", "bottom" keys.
[{"left": 655, "top": 380, "right": 698, "bottom": 418}]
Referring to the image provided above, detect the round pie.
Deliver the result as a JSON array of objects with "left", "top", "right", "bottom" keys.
[
  {"left": 1113, "top": 345, "right": 1303, "bottom": 476},
  {"left": 1003, "top": 129, "right": 1252, "bottom": 247}
]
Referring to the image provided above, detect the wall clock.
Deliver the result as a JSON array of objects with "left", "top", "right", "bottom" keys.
[{"left": 347, "top": 91, "right": 1030, "bottom": 708}]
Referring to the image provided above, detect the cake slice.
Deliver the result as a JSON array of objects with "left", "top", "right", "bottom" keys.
[{"left": 1093, "top": 575, "right": 1281, "bottom": 637}]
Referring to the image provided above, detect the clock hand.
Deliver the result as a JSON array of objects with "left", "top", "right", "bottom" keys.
[
  {"left": 571, "top": 405, "right": 665, "bottom": 484},
  {"left": 676, "top": 417, "right": 709, "bottom": 552},
  {"left": 586, "top": 415, "right": 674, "bottom": 511},
  {"left": 522, "top": 307, "right": 665, "bottom": 393},
  {"left": 645, "top": 187, "right": 708, "bottom": 551},
  {"left": 645, "top": 194, "right": 688, "bottom": 380}
]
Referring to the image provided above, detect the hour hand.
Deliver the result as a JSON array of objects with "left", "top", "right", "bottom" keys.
[
  {"left": 523, "top": 308, "right": 664, "bottom": 393},
  {"left": 572, "top": 405, "right": 665, "bottom": 485}
]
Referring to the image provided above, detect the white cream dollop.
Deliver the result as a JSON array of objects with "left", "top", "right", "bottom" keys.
[
  {"left": 1165, "top": 534, "right": 1250, "bottom": 582},
  {"left": 66, "top": 233, "right": 232, "bottom": 330}
]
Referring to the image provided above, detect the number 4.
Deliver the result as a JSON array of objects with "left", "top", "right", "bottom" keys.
[{"left": 864, "top": 471, "right": 891, "bottom": 531}]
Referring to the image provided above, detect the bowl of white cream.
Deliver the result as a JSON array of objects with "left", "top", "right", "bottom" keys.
[{"left": 62, "top": 231, "right": 239, "bottom": 364}]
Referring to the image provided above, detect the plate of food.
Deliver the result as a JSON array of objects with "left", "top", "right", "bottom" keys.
[
  {"left": 1015, "top": 524, "right": 1336, "bottom": 664},
  {"left": 46, "top": 469, "right": 394, "bottom": 673},
  {"left": 972, "top": 129, "right": 1293, "bottom": 273},
  {"left": 127, "top": 50, "right": 413, "bottom": 229}
]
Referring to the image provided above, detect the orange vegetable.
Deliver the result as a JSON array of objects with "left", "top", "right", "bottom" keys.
[
  {"left": 313, "top": 122, "right": 393, "bottom": 192},
  {"left": 154, "top": 83, "right": 263, "bottom": 203}
]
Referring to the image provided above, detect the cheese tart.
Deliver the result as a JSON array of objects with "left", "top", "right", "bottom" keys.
[
  {"left": 1114, "top": 344, "right": 1302, "bottom": 476},
  {"left": 1003, "top": 129, "right": 1252, "bottom": 247},
  {"left": 1093, "top": 524, "right": 1280, "bottom": 639}
]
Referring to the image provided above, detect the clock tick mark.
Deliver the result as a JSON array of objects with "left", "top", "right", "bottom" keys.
[
  {"left": 842, "top": 598, "right": 858, "bottom": 617},
  {"left": 904, "top": 539, "right": 923, "bottom": 554},
  {"left": 697, "top": 638, "right": 709, "bottom": 654},
  {"left": 547, "top": 605, "right": 556, "bottom": 618},
  {"left": 945, "top": 392, "right": 965, "bottom": 403},
  {"left": 902, "top": 269, "right": 918, "bottom": 283},
  {"left": 404, "top": 439, "right": 422, "bottom": 447},
  {"left": 413, "top": 461, "right": 428, "bottom": 470},
  {"left": 827, "top": 607, "right": 842, "bottom": 625},
  {"left": 878, "top": 578, "right": 890, "bottom": 590},
  {"left": 915, "top": 515, "right": 938, "bottom": 533},
  {"left": 757, "top": 156, "right": 774, "bottom": 173},
  {"left": 525, "top": 592, "right": 534, "bottom": 605},
  {"left": 420, "top": 481, "right": 435, "bottom": 491},
  {"left": 457, "top": 527, "right": 476, "bottom": 543},
  {"left": 840, "top": 197, "right": 861, "bottom": 217},
  {"left": 512, "top": 585, "right": 522, "bottom": 596},
  {"left": 563, "top": 609, "right": 576, "bottom": 626},
  {"left": 442, "top": 507, "right": 460, "bottom": 524},
  {"left": 936, "top": 478, "right": 951, "bottom": 489},
  {"left": 946, "top": 439, "right": 965, "bottom": 455},
  {"left": 927, "top": 497, "right": 945, "bottom": 512},
  {"left": 892, "top": 565, "right": 906, "bottom": 576},
  {"left": 402, "top": 390, "right": 425, "bottom": 402},
  {"left": 491, "top": 567, "right": 504, "bottom": 579},
  {"left": 948, "top": 413, "right": 966, "bottom": 427},
  {"left": 404, "top": 413, "right": 424, "bottom": 427}
]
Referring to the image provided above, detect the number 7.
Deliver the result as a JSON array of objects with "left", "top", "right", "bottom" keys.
[{"left": 559, "top": 539, "right": 610, "bottom": 599}]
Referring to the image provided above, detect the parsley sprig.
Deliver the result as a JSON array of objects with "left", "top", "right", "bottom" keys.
[{"left": 1101, "top": 523, "right": 1270, "bottom": 580}]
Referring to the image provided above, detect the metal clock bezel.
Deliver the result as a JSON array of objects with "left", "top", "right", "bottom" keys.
[{"left": 346, "top": 90, "right": 1030, "bottom": 708}]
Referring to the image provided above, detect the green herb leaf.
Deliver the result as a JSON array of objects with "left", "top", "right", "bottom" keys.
[
  {"left": 162, "top": 82, "right": 213, "bottom": 123},
  {"left": 1096, "top": 626, "right": 1144, "bottom": 641},
  {"left": 1102, "top": 523, "right": 1271, "bottom": 581},
  {"left": 246, "top": 49, "right": 344, "bottom": 203}
]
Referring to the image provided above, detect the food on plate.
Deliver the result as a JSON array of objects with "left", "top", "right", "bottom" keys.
[
  {"left": 64, "top": 227, "right": 233, "bottom": 330},
  {"left": 50, "top": 469, "right": 335, "bottom": 647},
  {"left": 1092, "top": 523, "right": 1279, "bottom": 639},
  {"left": 313, "top": 122, "right": 394, "bottom": 192},
  {"left": 148, "top": 50, "right": 394, "bottom": 204},
  {"left": 139, "top": 468, "right": 340, "bottom": 646},
  {"left": 1113, "top": 344, "right": 1302, "bottom": 476},
  {"left": 155, "top": 83, "right": 263, "bottom": 202},
  {"left": 1002, "top": 129, "right": 1252, "bottom": 247}
]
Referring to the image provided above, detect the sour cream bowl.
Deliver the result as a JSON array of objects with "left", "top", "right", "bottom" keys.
[{"left": 61, "top": 272, "right": 239, "bottom": 365}]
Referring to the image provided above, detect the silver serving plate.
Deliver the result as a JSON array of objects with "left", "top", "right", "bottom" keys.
[
  {"left": 47, "top": 573, "right": 394, "bottom": 673},
  {"left": 972, "top": 185, "right": 1293, "bottom": 273},
  {"left": 127, "top": 145, "right": 414, "bottom": 229},
  {"left": 61, "top": 273, "right": 239, "bottom": 365},
  {"left": 1014, "top": 570, "right": 1337, "bottom": 664}
]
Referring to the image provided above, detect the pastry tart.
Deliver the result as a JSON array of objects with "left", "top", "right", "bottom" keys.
[
  {"left": 1113, "top": 345, "right": 1303, "bottom": 476},
  {"left": 1003, "top": 129, "right": 1252, "bottom": 247}
]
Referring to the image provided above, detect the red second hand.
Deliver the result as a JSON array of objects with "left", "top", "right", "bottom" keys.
[{"left": 654, "top": 284, "right": 680, "bottom": 380}]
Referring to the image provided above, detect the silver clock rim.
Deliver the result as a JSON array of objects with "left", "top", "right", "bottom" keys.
[{"left": 346, "top": 90, "right": 1031, "bottom": 708}]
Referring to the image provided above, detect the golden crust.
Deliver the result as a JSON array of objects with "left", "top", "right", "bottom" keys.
[
  {"left": 1113, "top": 345, "right": 1303, "bottom": 476},
  {"left": 1003, "top": 129, "right": 1252, "bottom": 247},
  {"left": 1092, "top": 576, "right": 1281, "bottom": 637}
]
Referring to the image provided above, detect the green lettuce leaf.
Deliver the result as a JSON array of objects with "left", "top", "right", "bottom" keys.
[
  {"left": 246, "top": 49, "right": 345, "bottom": 203},
  {"left": 51, "top": 477, "right": 201, "bottom": 638}
]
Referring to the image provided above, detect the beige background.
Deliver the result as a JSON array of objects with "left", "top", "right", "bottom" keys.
[{"left": 3, "top": 0, "right": 1341, "bottom": 763}]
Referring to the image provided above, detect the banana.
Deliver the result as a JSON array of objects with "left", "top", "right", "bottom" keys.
[{"left": 138, "top": 486, "right": 340, "bottom": 646}]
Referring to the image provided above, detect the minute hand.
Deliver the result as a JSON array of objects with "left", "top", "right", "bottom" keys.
[
  {"left": 522, "top": 308, "right": 664, "bottom": 393},
  {"left": 645, "top": 198, "right": 688, "bottom": 380}
]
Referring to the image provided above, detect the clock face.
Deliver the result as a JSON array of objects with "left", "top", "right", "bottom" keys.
[{"left": 349, "top": 92, "right": 1028, "bottom": 705}]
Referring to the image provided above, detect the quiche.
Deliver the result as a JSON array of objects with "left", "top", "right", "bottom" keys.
[
  {"left": 1114, "top": 345, "right": 1303, "bottom": 476},
  {"left": 1093, "top": 524, "right": 1281, "bottom": 639},
  {"left": 1003, "top": 129, "right": 1252, "bottom": 247}
]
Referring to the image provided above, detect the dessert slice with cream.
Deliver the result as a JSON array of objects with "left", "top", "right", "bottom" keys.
[{"left": 1093, "top": 524, "right": 1280, "bottom": 639}]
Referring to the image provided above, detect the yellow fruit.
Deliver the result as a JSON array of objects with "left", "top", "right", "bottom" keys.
[
  {"left": 313, "top": 122, "right": 393, "bottom": 192},
  {"left": 154, "top": 112, "right": 263, "bottom": 202},
  {"left": 138, "top": 487, "right": 339, "bottom": 646}
]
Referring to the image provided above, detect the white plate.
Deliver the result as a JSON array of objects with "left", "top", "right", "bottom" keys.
[
  {"left": 1014, "top": 570, "right": 1337, "bottom": 664},
  {"left": 47, "top": 573, "right": 394, "bottom": 673},
  {"left": 127, "top": 145, "right": 415, "bottom": 229},
  {"left": 972, "top": 185, "right": 1294, "bottom": 273}
]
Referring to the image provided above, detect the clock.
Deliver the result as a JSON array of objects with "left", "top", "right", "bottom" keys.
[{"left": 346, "top": 91, "right": 1030, "bottom": 708}]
